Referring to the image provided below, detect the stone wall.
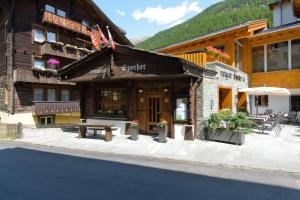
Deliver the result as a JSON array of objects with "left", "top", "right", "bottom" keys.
[{"left": 197, "top": 62, "right": 249, "bottom": 140}]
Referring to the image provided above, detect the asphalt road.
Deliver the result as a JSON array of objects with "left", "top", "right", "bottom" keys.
[{"left": 0, "top": 140, "right": 299, "bottom": 200}]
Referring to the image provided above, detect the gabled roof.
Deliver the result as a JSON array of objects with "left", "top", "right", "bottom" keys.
[
  {"left": 83, "top": 0, "right": 132, "bottom": 46},
  {"left": 250, "top": 20, "right": 300, "bottom": 38},
  {"left": 155, "top": 20, "right": 267, "bottom": 52},
  {"left": 59, "top": 45, "right": 210, "bottom": 79},
  {"left": 268, "top": 0, "right": 291, "bottom": 10}
]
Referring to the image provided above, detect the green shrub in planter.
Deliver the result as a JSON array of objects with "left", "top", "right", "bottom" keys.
[{"left": 204, "top": 110, "right": 254, "bottom": 145}]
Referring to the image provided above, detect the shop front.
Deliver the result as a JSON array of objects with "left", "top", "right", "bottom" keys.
[{"left": 59, "top": 45, "right": 205, "bottom": 139}]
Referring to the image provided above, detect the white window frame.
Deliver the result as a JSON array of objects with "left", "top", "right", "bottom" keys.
[
  {"left": 46, "top": 31, "right": 57, "bottom": 43},
  {"left": 33, "top": 58, "right": 45, "bottom": 70},
  {"left": 259, "top": 40, "right": 295, "bottom": 72},
  {"left": 33, "top": 28, "right": 45, "bottom": 43},
  {"left": 40, "top": 116, "right": 53, "bottom": 126}
]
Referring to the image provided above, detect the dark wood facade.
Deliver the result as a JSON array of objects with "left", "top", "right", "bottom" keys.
[
  {"left": 0, "top": 0, "right": 131, "bottom": 119},
  {"left": 60, "top": 45, "right": 204, "bottom": 137}
]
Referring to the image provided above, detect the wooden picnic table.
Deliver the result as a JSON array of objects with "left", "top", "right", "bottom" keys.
[{"left": 77, "top": 123, "right": 115, "bottom": 142}]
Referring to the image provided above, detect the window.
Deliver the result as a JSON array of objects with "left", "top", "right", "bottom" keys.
[
  {"left": 45, "top": 4, "right": 55, "bottom": 13},
  {"left": 40, "top": 116, "right": 53, "bottom": 126},
  {"left": 291, "top": 39, "right": 300, "bottom": 70},
  {"left": 45, "top": 4, "right": 66, "bottom": 18},
  {"left": 252, "top": 46, "right": 264, "bottom": 73},
  {"left": 267, "top": 41, "right": 288, "bottom": 71},
  {"left": 46, "top": 31, "right": 57, "bottom": 43},
  {"left": 57, "top": 9, "right": 66, "bottom": 17},
  {"left": 61, "top": 89, "right": 70, "bottom": 101},
  {"left": 47, "top": 89, "right": 56, "bottom": 102},
  {"left": 235, "top": 42, "right": 244, "bottom": 71},
  {"left": 98, "top": 89, "right": 127, "bottom": 116},
  {"left": 255, "top": 95, "right": 269, "bottom": 107},
  {"left": 34, "top": 58, "right": 45, "bottom": 70},
  {"left": 291, "top": 96, "right": 300, "bottom": 112},
  {"left": 215, "top": 45, "right": 225, "bottom": 52},
  {"left": 33, "top": 28, "right": 45, "bottom": 43},
  {"left": 34, "top": 88, "right": 44, "bottom": 101},
  {"left": 82, "top": 19, "right": 89, "bottom": 27},
  {"left": 175, "top": 96, "right": 188, "bottom": 122}
]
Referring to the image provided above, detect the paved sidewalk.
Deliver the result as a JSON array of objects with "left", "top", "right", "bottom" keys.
[{"left": 17, "top": 125, "right": 300, "bottom": 172}]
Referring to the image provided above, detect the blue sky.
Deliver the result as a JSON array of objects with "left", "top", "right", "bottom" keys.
[{"left": 95, "top": 0, "right": 223, "bottom": 41}]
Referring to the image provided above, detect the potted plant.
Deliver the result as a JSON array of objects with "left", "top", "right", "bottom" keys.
[
  {"left": 204, "top": 110, "right": 254, "bottom": 145},
  {"left": 47, "top": 58, "right": 60, "bottom": 70},
  {"left": 157, "top": 120, "right": 168, "bottom": 143},
  {"left": 129, "top": 120, "right": 139, "bottom": 141}
]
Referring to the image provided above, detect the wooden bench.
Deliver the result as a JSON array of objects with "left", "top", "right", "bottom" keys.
[{"left": 77, "top": 123, "right": 116, "bottom": 142}]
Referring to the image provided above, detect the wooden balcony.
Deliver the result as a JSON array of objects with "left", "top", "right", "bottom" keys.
[
  {"left": 41, "top": 42, "right": 89, "bottom": 60},
  {"left": 174, "top": 51, "right": 229, "bottom": 67},
  {"left": 43, "top": 11, "right": 99, "bottom": 36},
  {"left": 14, "top": 68, "right": 75, "bottom": 85},
  {"left": 33, "top": 101, "right": 80, "bottom": 115}
]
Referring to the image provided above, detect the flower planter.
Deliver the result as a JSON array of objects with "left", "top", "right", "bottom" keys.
[
  {"left": 158, "top": 126, "right": 168, "bottom": 143},
  {"left": 206, "top": 129, "right": 245, "bottom": 145},
  {"left": 129, "top": 127, "right": 139, "bottom": 141}
]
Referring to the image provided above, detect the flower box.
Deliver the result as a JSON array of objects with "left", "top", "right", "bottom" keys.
[{"left": 206, "top": 129, "right": 245, "bottom": 145}]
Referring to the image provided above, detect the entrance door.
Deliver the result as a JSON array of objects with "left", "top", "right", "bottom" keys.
[
  {"left": 219, "top": 87, "right": 232, "bottom": 111},
  {"left": 147, "top": 95, "right": 162, "bottom": 133}
]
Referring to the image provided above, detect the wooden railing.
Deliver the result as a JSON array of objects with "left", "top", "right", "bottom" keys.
[
  {"left": 33, "top": 101, "right": 80, "bottom": 115},
  {"left": 43, "top": 11, "right": 99, "bottom": 36},
  {"left": 41, "top": 42, "right": 90, "bottom": 60},
  {"left": 13, "top": 68, "right": 75, "bottom": 85},
  {"left": 174, "top": 51, "right": 229, "bottom": 67}
]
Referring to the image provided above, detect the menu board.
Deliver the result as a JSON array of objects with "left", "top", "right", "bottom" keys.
[{"left": 176, "top": 98, "right": 188, "bottom": 121}]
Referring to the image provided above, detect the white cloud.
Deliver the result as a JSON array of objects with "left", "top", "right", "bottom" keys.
[
  {"left": 116, "top": 9, "right": 126, "bottom": 16},
  {"left": 168, "top": 19, "right": 184, "bottom": 28},
  {"left": 132, "top": 1, "right": 202, "bottom": 25}
]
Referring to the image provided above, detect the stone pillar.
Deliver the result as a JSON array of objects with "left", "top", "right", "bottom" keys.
[{"left": 196, "top": 71, "right": 218, "bottom": 140}]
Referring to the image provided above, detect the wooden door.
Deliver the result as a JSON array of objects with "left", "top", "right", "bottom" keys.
[{"left": 147, "top": 95, "right": 162, "bottom": 133}]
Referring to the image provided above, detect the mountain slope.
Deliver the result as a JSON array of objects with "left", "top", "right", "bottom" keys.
[{"left": 136, "top": 0, "right": 273, "bottom": 50}]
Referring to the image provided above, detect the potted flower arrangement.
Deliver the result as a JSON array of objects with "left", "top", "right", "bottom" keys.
[
  {"left": 47, "top": 58, "right": 60, "bottom": 70},
  {"left": 157, "top": 120, "right": 168, "bottom": 143},
  {"left": 129, "top": 120, "right": 139, "bottom": 141},
  {"left": 206, "top": 46, "right": 230, "bottom": 60},
  {"left": 204, "top": 109, "right": 254, "bottom": 145}
]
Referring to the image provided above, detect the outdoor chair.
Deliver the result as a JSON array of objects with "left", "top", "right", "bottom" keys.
[
  {"left": 264, "top": 109, "right": 273, "bottom": 115},
  {"left": 296, "top": 112, "right": 300, "bottom": 124},
  {"left": 257, "top": 115, "right": 282, "bottom": 136},
  {"left": 288, "top": 111, "right": 297, "bottom": 124}
]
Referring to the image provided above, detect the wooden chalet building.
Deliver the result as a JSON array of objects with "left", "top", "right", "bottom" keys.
[
  {"left": 0, "top": 0, "right": 131, "bottom": 127},
  {"left": 157, "top": 0, "right": 300, "bottom": 116},
  {"left": 58, "top": 45, "right": 210, "bottom": 139}
]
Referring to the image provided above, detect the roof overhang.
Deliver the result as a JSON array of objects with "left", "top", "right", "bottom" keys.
[
  {"left": 268, "top": 0, "right": 291, "bottom": 10},
  {"left": 59, "top": 45, "right": 208, "bottom": 82},
  {"left": 82, "top": 0, "right": 133, "bottom": 46},
  {"left": 155, "top": 20, "right": 268, "bottom": 53}
]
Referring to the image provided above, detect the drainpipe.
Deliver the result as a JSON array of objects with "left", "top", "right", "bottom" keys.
[{"left": 8, "top": 0, "right": 15, "bottom": 114}]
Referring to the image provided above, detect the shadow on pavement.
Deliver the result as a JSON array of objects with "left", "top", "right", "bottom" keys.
[{"left": 0, "top": 147, "right": 299, "bottom": 200}]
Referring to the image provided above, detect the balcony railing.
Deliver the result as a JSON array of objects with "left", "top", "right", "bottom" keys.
[
  {"left": 33, "top": 101, "right": 80, "bottom": 116},
  {"left": 174, "top": 51, "right": 230, "bottom": 67},
  {"left": 41, "top": 42, "right": 90, "bottom": 60},
  {"left": 43, "top": 11, "right": 100, "bottom": 36},
  {"left": 13, "top": 68, "right": 75, "bottom": 85}
]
